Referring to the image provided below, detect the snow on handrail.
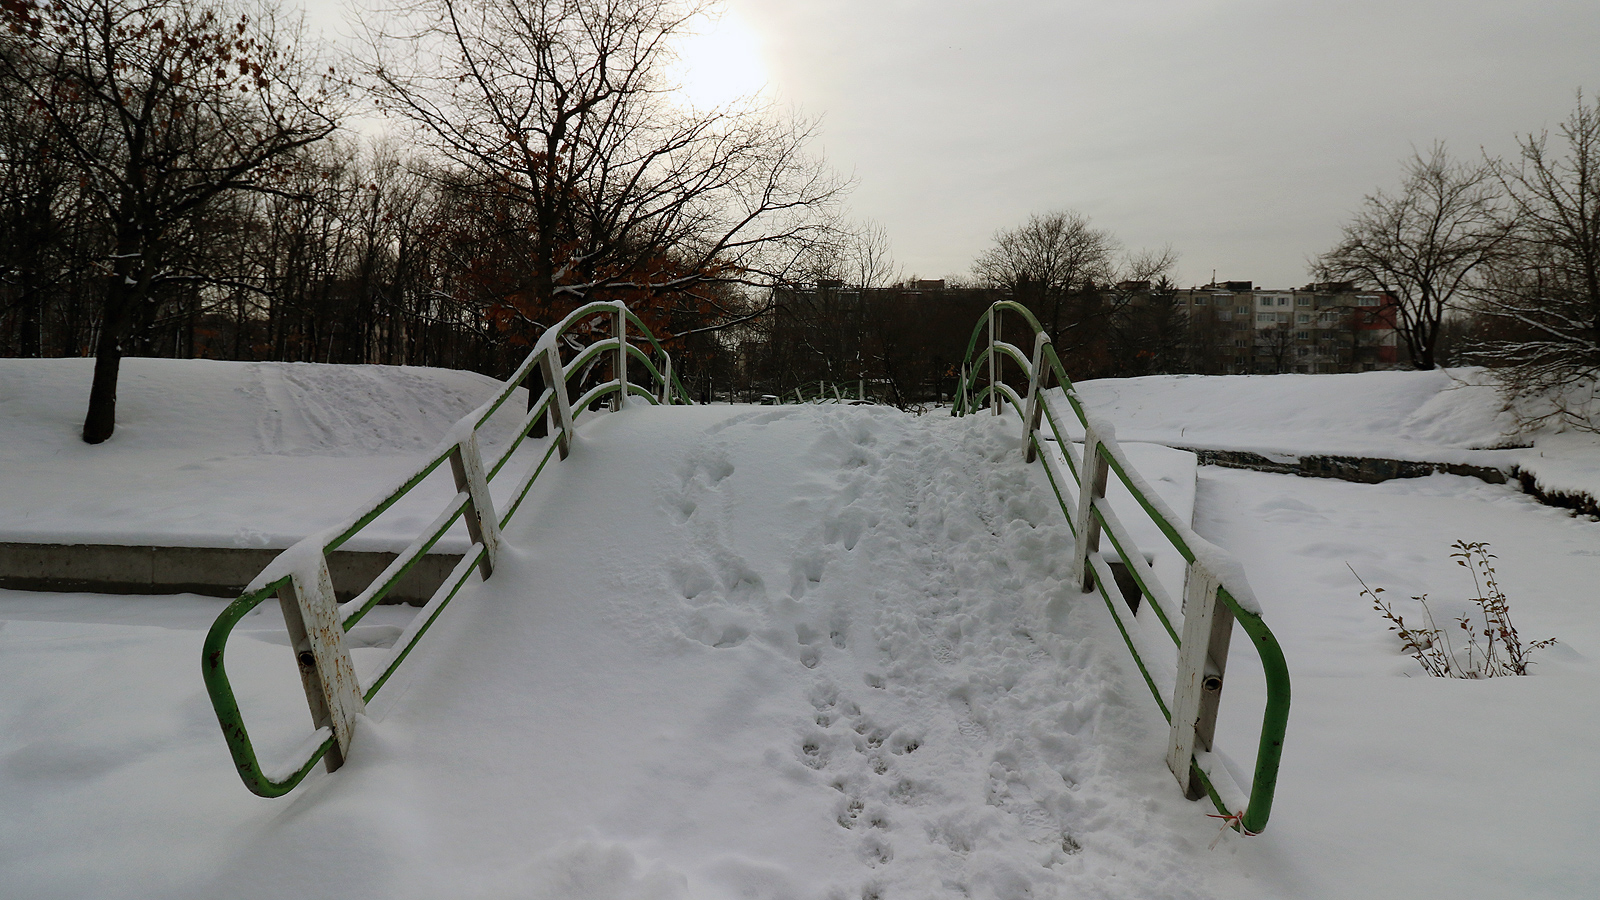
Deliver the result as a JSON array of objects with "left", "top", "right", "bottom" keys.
[
  {"left": 954, "top": 299, "right": 1290, "bottom": 836},
  {"left": 202, "top": 300, "right": 692, "bottom": 797}
]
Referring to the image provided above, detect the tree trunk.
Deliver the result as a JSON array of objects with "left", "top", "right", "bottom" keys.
[{"left": 82, "top": 268, "right": 133, "bottom": 444}]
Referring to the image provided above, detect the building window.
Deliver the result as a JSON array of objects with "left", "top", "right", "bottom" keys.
[
  {"left": 1216, "top": 310, "right": 1233, "bottom": 321},
  {"left": 1277, "top": 297, "right": 1290, "bottom": 306},
  {"left": 1297, "top": 297, "right": 1312, "bottom": 306},
  {"left": 1297, "top": 313, "right": 1311, "bottom": 324},
  {"left": 1236, "top": 305, "right": 1249, "bottom": 314},
  {"left": 1259, "top": 297, "right": 1273, "bottom": 307},
  {"left": 1296, "top": 330, "right": 1311, "bottom": 340},
  {"left": 1234, "top": 338, "right": 1247, "bottom": 348},
  {"left": 1278, "top": 312, "right": 1290, "bottom": 323},
  {"left": 1257, "top": 312, "right": 1274, "bottom": 322},
  {"left": 1358, "top": 296, "right": 1379, "bottom": 307},
  {"left": 1193, "top": 296, "right": 1208, "bottom": 305}
]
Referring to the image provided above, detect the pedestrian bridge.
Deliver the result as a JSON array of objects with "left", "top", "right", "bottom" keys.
[{"left": 199, "top": 300, "right": 1290, "bottom": 894}]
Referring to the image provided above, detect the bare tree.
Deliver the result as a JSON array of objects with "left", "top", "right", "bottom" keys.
[
  {"left": 0, "top": 0, "right": 340, "bottom": 442},
  {"left": 1119, "top": 245, "right": 1181, "bottom": 286},
  {"left": 1254, "top": 322, "right": 1298, "bottom": 374},
  {"left": 1316, "top": 144, "right": 1510, "bottom": 370},
  {"left": 365, "top": 0, "right": 845, "bottom": 352},
  {"left": 840, "top": 219, "right": 900, "bottom": 289},
  {"left": 1468, "top": 93, "right": 1600, "bottom": 427},
  {"left": 972, "top": 210, "right": 1118, "bottom": 346}
]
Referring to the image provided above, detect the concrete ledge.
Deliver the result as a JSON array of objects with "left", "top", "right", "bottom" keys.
[{"left": 0, "top": 542, "right": 463, "bottom": 604}]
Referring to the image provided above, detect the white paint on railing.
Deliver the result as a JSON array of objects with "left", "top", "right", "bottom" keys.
[
  {"left": 612, "top": 308, "right": 628, "bottom": 413},
  {"left": 1167, "top": 561, "right": 1234, "bottom": 800},
  {"left": 1072, "top": 425, "right": 1109, "bottom": 592},
  {"left": 540, "top": 345, "right": 575, "bottom": 460},
  {"left": 279, "top": 550, "right": 365, "bottom": 771},
  {"left": 451, "top": 432, "right": 500, "bottom": 578},
  {"left": 1022, "top": 331, "right": 1050, "bottom": 464}
]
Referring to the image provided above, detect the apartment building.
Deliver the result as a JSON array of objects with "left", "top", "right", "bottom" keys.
[{"left": 1176, "top": 281, "right": 1399, "bottom": 374}]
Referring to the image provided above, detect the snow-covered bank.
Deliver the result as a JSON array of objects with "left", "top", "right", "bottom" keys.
[
  {"left": 1198, "top": 467, "right": 1600, "bottom": 900},
  {"left": 1073, "top": 368, "right": 1517, "bottom": 459},
  {"left": 0, "top": 357, "right": 528, "bottom": 551},
  {"left": 1073, "top": 368, "right": 1600, "bottom": 507}
]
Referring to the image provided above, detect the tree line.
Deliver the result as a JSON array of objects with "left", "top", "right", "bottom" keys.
[
  {"left": 5, "top": 0, "right": 1595, "bottom": 433},
  {"left": 0, "top": 0, "right": 844, "bottom": 441}
]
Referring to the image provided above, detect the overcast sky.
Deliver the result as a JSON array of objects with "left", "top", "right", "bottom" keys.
[{"left": 302, "top": 1, "right": 1600, "bottom": 290}]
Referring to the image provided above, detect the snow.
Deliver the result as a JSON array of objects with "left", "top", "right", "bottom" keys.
[
  {"left": 1071, "top": 368, "right": 1521, "bottom": 460},
  {"left": 2, "top": 357, "right": 1599, "bottom": 899},
  {"left": 0, "top": 357, "right": 530, "bottom": 552},
  {"left": 1073, "top": 366, "right": 1600, "bottom": 508},
  {"left": 1197, "top": 467, "right": 1600, "bottom": 900}
]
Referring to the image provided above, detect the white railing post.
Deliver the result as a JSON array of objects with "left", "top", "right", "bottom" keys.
[
  {"left": 1167, "top": 562, "right": 1236, "bottom": 799},
  {"left": 1022, "top": 331, "right": 1051, "bottom": 463},
  {"left": 450, "top": 431, "right": 501, "bottom": 579},
  {"left": 278, "top": 552, "right": 365, "bottom": 771},
  {"left": 988, "top": 305, "right": 999, "bottom": 415},
  {"left": 539, "top": 344, "right": 575, "bottom": 459},
  {"left": 612, "top": 306, "right": 628, "bottom": 412},
  {"left": 1071, "top": 426, "right": 1109, "bottom": 592},
  {"left": 660, "top": 354, "right": 673, "bottom": 404}
]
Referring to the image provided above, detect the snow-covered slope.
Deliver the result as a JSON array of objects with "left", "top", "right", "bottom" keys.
[
  {"left": 0, "top": 357, "right": 522, "bottom": 549},
  {"left": 1073, "top": 368, "right": 1519, "bottom": 459},
  {"left": 1073, "top": 366, "right": 1600, "bottom": 505}
]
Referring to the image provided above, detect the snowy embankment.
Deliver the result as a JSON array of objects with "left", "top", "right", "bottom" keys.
[
  {"left": 2, "top": 359, "right": 1598, "bottom": 899},
  {"left": 0, "top": 400, "right": 1236, "bottom": 899},
  {"left": 1074, "top": 367, "right": 1600, "bottom": 504},
  {"left": 0, "top": 357, "right": 526, "bottom": 551}
]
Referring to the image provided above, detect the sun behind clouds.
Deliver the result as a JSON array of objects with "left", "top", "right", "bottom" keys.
[{"left": 668, "top": 10, "right": 768, "bottom": 109}]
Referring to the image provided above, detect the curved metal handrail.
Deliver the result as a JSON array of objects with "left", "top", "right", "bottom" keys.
[
  {"left": 954, "top": 300, "right": 1290, "bottom": 835},
  {"left": 202, "top": 300, "right": 689, "bottom": 797}
]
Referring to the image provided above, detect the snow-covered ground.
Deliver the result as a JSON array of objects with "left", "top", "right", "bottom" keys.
[
  {"left": 2, "top": 360, "right": 1598, "bottom": 899},
  {"left": 1074, "top": 368, "right": 1600, "bottom": 503},
  {"left": 0, "top": 357, "right": 525, "bottom": 550}
]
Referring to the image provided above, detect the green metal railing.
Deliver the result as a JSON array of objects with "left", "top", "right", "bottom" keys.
[
  {"left": 954, "top": 300, "right": 1290, "bottom": 835},
  {"left": 202, "top": 301, "right": 692, "bottom": 797},
  {"left": 781, "top": 380, "right": 874, "bottom": 404}
]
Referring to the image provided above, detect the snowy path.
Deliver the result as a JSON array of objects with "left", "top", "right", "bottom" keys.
[{"left": 0, "top": 403, "right": 1233, "bottom": 900}]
